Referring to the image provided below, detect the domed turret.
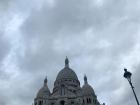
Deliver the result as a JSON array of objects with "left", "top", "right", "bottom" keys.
[
  {"left": 36, "top": 77, "right": 50, "bottom": 98},
  {"left": 82, "top": 75, "right": 95, "bottom": 96}
]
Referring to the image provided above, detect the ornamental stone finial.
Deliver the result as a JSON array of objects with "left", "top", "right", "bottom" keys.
[
  {"left": 65, "top": 56, "right": 69, "bottom": 67},
  {"left": 84, "top": 75, "right": 88, "bottom": 84},
  {"left": 44, "top": 76, "right": 47, "bottom": 86}
]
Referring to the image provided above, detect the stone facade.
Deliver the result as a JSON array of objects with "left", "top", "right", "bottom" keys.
[{"left": 34, "top": 58, "right": 102, "bottom": 105}]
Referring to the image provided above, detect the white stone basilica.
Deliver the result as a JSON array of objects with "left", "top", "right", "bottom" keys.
[{"left": 34, "top": 58, "right": 104, "bottom": 105}]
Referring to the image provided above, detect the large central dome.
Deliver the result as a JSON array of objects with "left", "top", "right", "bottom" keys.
[
  {"left": 56, "top": 66, "right": 78, "bottom": 81},
  {"left": 52, "top": 57, "right": 81, "bottom": 97},
  {"left": 56, "top": 57, "right": 78, "bottom": 81}
]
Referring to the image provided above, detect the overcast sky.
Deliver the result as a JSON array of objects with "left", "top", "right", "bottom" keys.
[{"left": 0, "top": 0, "right": 140, "bottom": 105}]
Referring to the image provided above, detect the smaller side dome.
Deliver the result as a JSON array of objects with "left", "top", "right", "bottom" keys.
[
  {"left": 37, "top": 77, "right": 50, "bottom": 98},
  {"left": 82, "top": 75, "right": 95, "bottom": 96}
]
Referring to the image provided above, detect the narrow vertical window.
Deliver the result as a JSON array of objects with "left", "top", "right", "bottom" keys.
[
  {"left": 89, "top": 98, "right": 91, "bottom": 103},
  {"left": 61, "top": 85, "right": 65, "bottom": 95},
  {"left": 83, "top": 99, "right": 85, "bottom": 104},
  {"left": 39, "top": 101, "right": 42, "bottom": 105},
  {"left": 87, "top": 98, "right": 88, "bottom": 103}
]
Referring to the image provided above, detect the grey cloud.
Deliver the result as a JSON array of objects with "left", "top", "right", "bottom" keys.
[
  {"left": 0, "top": 0, "right": 140, "bottom": 105},
  {"left": 0, "top": 0, "right": 11, "bottom": 11},
  {"left": 18, "top": 1, "right": 140, "bottom": 105},
  {"left": 0, "top": 36, "right": 10, "bottom": 62},
  {"left": 0, "top": 35, "right": 11, "bottom": 79}
]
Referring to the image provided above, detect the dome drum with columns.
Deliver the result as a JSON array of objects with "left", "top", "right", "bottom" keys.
[{"left": 34, "top": 58, "right": 103, "bottom": 105}]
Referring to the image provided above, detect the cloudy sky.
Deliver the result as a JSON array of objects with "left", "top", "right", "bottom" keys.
[{"left": 0, "top": 0, "right": 140, "bottom": 105}]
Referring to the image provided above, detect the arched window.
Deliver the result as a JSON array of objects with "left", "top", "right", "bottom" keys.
[
  {"left": 89, "top": 98, "right": 91, "bottom": 103},
  {"left": 86, "top": 98, "right": 91, "bottom": 104},
  {"left": 35, "top": 102, "right": 37, "bottom": 105},
  {"left": 87, "top": 98, "right": 88, "bottom": 103},
  {"left": 61, "top": 85, "right": 65, "bottom": 95},
  {"left": 60, "top": 100, "right": 65, "bottom": 105},
  {"left": 71, "top": 101, "right": 74, "bottom": 104},
  {"left": 83, "top": 99, "right": 85, "bottom": 104},
  {"left": 95, "top": 100, "right": 97, "bottom": 104},
  {"left": 39, "top": 101, "right": 42, "bottom": 105},
  {"left": 51, "top": 103, "right": 55, "bottom": 105}
]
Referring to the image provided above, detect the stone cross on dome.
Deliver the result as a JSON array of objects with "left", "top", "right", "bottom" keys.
[
  {"left": 84, "top": 75, "right": 88, "bottom": 84},
  {"left": 65, "top": 56, "right": 69, "bottom": 67},
  {"left": 44, "top": 76, "right": 48, "bottom": 86}
]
